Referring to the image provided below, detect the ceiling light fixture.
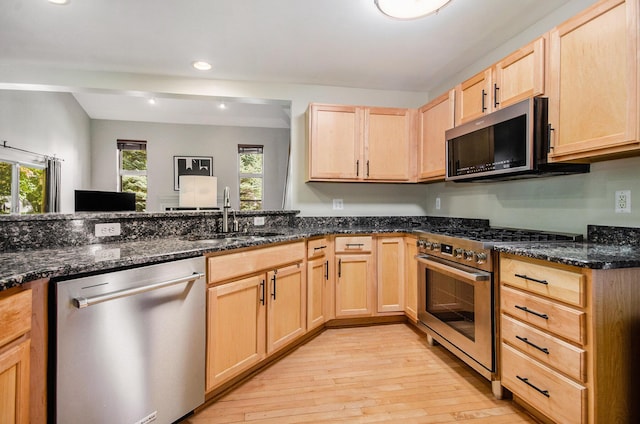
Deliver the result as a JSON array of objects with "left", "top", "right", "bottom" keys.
[
  {"left": 48, "top": 0, "right": 70, "bottom": 4},
  {"left": 375, "top": 0, "right": 452, "bottom": 20},
  {"left": 218, "top": 103, "right": 227, "bottom": 110},
  {"left": 148, "top": 98, "right": 156, "bottom": 105},
  {"left": 192, "top": 61, "right": 212, "bottom": 71}
]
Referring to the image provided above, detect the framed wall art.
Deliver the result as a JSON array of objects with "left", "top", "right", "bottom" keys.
[{"left": 173, "top": 156, "right": 213, "bottom": 190}]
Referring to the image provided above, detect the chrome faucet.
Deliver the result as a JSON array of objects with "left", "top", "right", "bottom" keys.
[{"left": 222, "top": 186, "right": 231, "bottom": 233}]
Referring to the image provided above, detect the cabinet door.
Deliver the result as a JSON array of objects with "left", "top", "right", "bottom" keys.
[
  {"left": 206, "top": 275, "right": 266, "bottom": 391},
  {"left": 494, "top": 37, "right": 545, "bottom": 109},
  {"left": 365, "top": 108, "right": 413, "bottom": 181},
  {"left": 308, "top": 104, "right": 362, "bottom": 180},
  {"left": 404, "top": 237, "right": 418, "bottom": 321},
  {"left": 377, "top": 237, "right": 404, "bottom": 313},
  {"left": 335, "top": 254, "right": 374, "bottom": 317},
  {"left": 455, "top": 68, "right": 492, "bottom": 125},
  {"left": 0, "top": 339, "right": 30, "bottom": 424},
  {"left": 418, "top": 90, "right": 454, "bottom": 181},
  {"left": 548, "top": 0, "right": 639, "bottom": 161},
  {"left": 267, "top": 263, "right": 306, "bottom": 353},
  {"left": 307, "top": 257, "right": 329, "bottom": 330}
]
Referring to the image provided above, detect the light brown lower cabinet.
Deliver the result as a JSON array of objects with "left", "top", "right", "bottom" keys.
[
  {"left": 307, "top": 237, "right": 333, "bottom": 330},
  {"left": 499, "top": 253, "right": 640, "bottom": 424},
  {"left": 403, "top": 236, "right": 418, "bottom": 322},
  {"left": 376, "top": 236, "right": 405, "bottom": 313},
  {"left": 206, "top": 242, "right": 306, "bottom": 393},
  {"left": 0, "top": 288, "right": 32, "bottom": 424},
  {"left": 334, "top": 236, "right": 375, "bottom": 318}
]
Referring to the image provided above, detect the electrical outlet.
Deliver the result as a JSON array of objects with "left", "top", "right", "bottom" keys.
[
  {"left": 333, "top": 199, "right": 344, "bottom": 210},
  {"left": 253, "top": 216, "right": 265, "bottom": 226},
  {"left": 95, "top": 223, "right": 121, "bottom": 237},
  {"left": 615, "top": 190, "right": 631, "bottom": 213},
  {"left": 435, "top": 197, "right": 441, "bottom": 210}
]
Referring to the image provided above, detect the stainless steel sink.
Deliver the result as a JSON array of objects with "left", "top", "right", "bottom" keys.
[{"left": 186, "top": 232, "right": 284, "bottom": 244}]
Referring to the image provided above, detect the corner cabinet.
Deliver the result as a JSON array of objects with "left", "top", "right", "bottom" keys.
[
  {"left": 376, "top": 236, "right": 405, "bottom": 313},
  {"left": 499, "top": 253, "right": 640, "bottom": 424},
  {"left": 455, "top": 37, "right": 545, "bottom": 126},
  {"left": 0, "top": 288, "right": 32, "bottom": 424},
  {"left": 334, "top": 236, "right": 375, "bottom": 317},
  {"left": 547, "top": 0, "right": 640, "bottom": 162},
  {"left": 307, "top": 237, "right": 333, "bottom": 330},
  {"left": 205, "top": 242, "right": 306, "bottom": 392},
  {"left": 418, "top": 90, "right": 455, "bottom": 182},
  {"left": 307, "top": 103, "right": 415, "bottom": 182}
]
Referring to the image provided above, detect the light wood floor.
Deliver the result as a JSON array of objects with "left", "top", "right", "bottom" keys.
[{"left": 185, "top": 324, "right": 536, "bottom": 423}]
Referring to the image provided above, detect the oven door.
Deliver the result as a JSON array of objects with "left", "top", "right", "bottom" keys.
[{"left": 417, "top": 254, "right": 494, "bottom": 372}]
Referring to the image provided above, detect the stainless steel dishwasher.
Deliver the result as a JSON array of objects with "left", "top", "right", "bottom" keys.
[{"left": 52, "top": 256, "right": 206, "bottom": 424}]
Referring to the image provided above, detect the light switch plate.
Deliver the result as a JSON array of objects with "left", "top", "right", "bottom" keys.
[
  {"left": 254, "top": 216, "right": 265, "bottom": 226},
  {"left": 333, "top": 199, "right": 344, "bottom": 210}
]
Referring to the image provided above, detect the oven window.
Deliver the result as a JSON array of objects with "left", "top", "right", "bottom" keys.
[{"left": 425, "top": 269, "right": 476, "bottom": 341}]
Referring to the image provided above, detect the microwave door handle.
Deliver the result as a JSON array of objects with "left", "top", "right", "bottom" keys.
[{"left": 416, "top": 255, "right": 490, "bottom": 282}]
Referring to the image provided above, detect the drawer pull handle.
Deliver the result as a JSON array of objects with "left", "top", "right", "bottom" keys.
[
  {"left": 515, "top": 305, "right": 549, "bottom": 320},
  {"left": 515, "top": 335, "right": 550, "bottom": 354},
  {"left": 313, "top": 245, "right": 327, "bottom": 251},
  {"left": 515, "top": 273, "right": 548, "bottom": 285},
  {"left": 516, "top": 375, "right": 550, "bottom": 398},
  {"left": 346, "top": 243, "right": 364, "bottom": 248}
]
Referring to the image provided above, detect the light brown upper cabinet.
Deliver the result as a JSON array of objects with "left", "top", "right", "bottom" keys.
[
  {"left": 455, "top": 37, "right": 546, "bottom": 126},
  {"left": 547, "top": 0, "right": 639, "bottom": 162},
  {"left": 307, "top": 103, "right": 415, "bottom": 182},
  {"left": 418, "top": 90, "right": 455, "bottom": 182}
]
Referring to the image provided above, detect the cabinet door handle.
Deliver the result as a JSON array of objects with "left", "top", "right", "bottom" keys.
[
  {"left": 481, "top": 89, "right": 487, "bottom": 112},
  {"left": 547, "top": 124, "right": 555, "bottom": 152},
  {"left": 515, "top": 273, "right": 548, "bottom": 285},
  {"left": 346, "top": 243, "right": 364, "bottom": 248},
  {"left": 325, "top": 260, "right": 329, "bottom": 281},
  {"left": 515, "top": 305, "right": 549, "bottom": 320},
  {"left": 313, "top": 245, "right": 327, "bottom": 251},
  {"left": 338, "top": 258, "right": 342, "bottom": 278},
  {"left": 366, "top": 160, "right": 370, "bottom": 177},
  {"left": 493, "top": 83, "right": 499, "bottom": 108},
  {"left": 356, "top": 160, "right": 359, "bottom": 177},
  {"left": 515, "top": 335, "right": 550, "bottom": 354},
  {"left": 271, "top": 274, "right": 277, "bottom": 300},
  {"left": 516, "top": 375, "right": 550, "bottom": 398},
  {"left": 260, "top": 279, "right": 265, "bottom": 305}
]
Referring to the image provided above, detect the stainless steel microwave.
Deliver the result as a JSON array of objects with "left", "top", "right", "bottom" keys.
[{"left": 445, "top": 97, "right": 589, "bottom": 182}]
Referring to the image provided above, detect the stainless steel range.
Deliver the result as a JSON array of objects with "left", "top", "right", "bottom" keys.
[{"left": 415, "top": 226, "right": 581, "bottom": 398}]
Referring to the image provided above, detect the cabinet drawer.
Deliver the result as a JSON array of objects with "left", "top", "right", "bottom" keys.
[
  {"left": 0, "top": 289, "right": 32, "bottom": 347},
  {"left": 501, "top": 314, "right": 586, "bottom": 382},
  {"left": 502, "top": 343, "right": 586, "bottom": 424},
  {"left": 307, "top": 237, "right": 330, "bottom": 259},
  {"left": 501, "top": 286, "right": 586, "bottom": 345},
  {"left": 208, "top": 242, "right": 305, "bottom": 284},
  {"left": 335, "top": 236, "right": 372, "bottom": 253},
  {"left": 501, "top": 256, "right": 585, "bottom": 307}
]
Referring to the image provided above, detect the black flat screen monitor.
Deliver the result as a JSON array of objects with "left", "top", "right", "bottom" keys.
[{"left": 74, "top": 190, "right": 136, "bottom": 212}]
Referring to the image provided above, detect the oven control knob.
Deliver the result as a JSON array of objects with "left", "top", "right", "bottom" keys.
[
  {"left": 454, "top": 248, "right": 464, "bottom": 258},
  {"left": 416, "top": 240, "right": 424, "bottom": 248},
  {"left": 422, "top": 241, "right": 432, "bottom": 250},
  {"left": 431, "top": 242, "right": 440, "bottom": 251},
  {"left": 475, "top": 252, "right": 488, "bottom": 264},
  {"left": 463, "top": 250, "right": 475, "bottom": 261}
]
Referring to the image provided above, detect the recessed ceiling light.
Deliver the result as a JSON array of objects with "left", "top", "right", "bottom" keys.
[
  {"left": 375, "top": 0, "right": 452, "bottom": 20},
  {"left": 219, "top": 103, "right": 227, "bottom": 110},
  {"left": 148, "top": 98, "right": 156, "bottom": 105},
  {"left": 48, "top": 0, "right": 70, "bottom": 5},
  {"left": 192, "top": 61, "right": 212, "bottom": 71}
]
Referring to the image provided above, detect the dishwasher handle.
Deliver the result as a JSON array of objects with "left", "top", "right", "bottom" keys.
[{"left": 73, "top": 271, "right": 205, "bottom": 309}]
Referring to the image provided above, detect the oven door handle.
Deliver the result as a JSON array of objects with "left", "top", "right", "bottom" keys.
[{"left": 416, "top": 255, "right": 491, "bottom": 282}]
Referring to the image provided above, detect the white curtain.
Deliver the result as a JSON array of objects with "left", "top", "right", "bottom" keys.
[{"left": 46, "top": 157, "right": 61, "bottom": 212}]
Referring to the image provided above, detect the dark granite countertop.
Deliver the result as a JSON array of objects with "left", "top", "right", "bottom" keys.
[
  {"left": 494, "top": 242, "right": 640, "bottom": 270},
  {"left": 2, "top": 221, "right": 639, "bottom": 291},
  {"left": 0, "top": 226, "right": 412, "bottom": 291}
]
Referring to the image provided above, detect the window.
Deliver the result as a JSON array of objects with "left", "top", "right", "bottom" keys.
[
  {"left": 0, "top": 159, "right": 46, "bottom": 214},
  {"left": 238, "top": 145, "right": 263, "bottom": 210},
  {"left": 117, "top": 140, "right": 147, "bottom": 212}
]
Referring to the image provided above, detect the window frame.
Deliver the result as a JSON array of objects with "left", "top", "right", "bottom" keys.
[
  {"left": 0, "top": 156, "right": 46, "bottom": 214},
  {"left": 238, "top": 144, "right": 264, "bottom": 211},
  {"left": 117, "top": 139, "right": 148, "bottom": 211}
]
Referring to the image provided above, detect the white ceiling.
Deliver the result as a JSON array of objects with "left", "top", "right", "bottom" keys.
[{"left": 0, "top": 0, "right": 574, "bottom": 126}]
